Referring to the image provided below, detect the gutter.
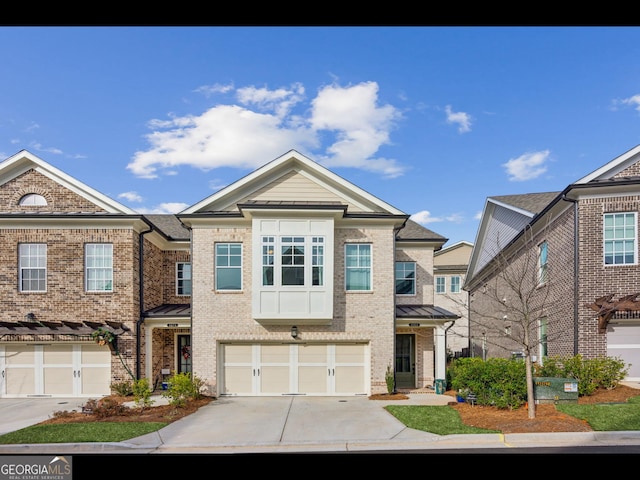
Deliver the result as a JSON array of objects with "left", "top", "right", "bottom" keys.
[{"left": 562, "top": 193, "right": 579, "bottom": 355}]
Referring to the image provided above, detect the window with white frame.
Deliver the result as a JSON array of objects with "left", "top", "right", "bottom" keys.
[
  {"left": 85, "top": 243, "right": 113, "bottom": 292},
  {"left": 345, "top": 243, "right": 371, "bottom": 291},
  {"left": 19, "top": 243, "right": 46, "bottom": 292},
  {"left": 538, "top": 241, "right": 548, "bottom": 284},
  {"left": 539, "top": 317, "right": 548, "bottom": 361},
  {"left": 215, "top": 243, "right": 242, "bottom": 290},
  {"left": 260, "top": 236, "right": 324, "bottom": 287},
  {"left": 395, "top": 261, "right": 416, "bottom": 295},
  {"left": 604, "top": 212, "right": 637, "bottom": 265},
  {"left": 450, "top": 275, "right": 461, "bottom": 293},
  {"left": 435, "top": 276, "right": 445, "bottom": 294},
  {"left": 176, "top": 262, "right": 192, "bottom": 295}
]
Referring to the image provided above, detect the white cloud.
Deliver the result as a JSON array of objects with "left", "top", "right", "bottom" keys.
[
  {"left": 411, "top": 210, "right": 443, "bottom": 225},
  {"left": 502, "top": 150, "right": 550, "bottom": 181},
  {"left": 127, "top": 81, "right": 405, "bottom": 180},
  {"left": 118, "top": 191, "right": 143, "bottom": 203},
  {"left": 445, "top": 105, "right": 472, "bottom": 133},
  {"left": 136, "top": 202, "right": 190, "bottom": 214},
  {"left": 613, "top": 94, "right": 640, "bottom": 112},
  {"left": 474, "top": 210, "right": 483, "bottom": 220}
]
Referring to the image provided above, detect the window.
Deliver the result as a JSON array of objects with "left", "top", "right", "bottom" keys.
[
  {"left": 538, "top": 241, "right": 548, "bottom": 284},
  {"left": 19, "top": 243, "right": 46, "bottom": 292},
  {"left": 435, "top": 276, "right": 445, "bottom": 294},
  {"left": 86, "top": 243, "right": 113, "bottom": 292},
  {"left": 604, "top": 212, "right": 636, "bottom": 265},
  {"left": 345, "top": 244, "right": 371, "bottom": 291},
  {"left": 450, "top": 276, "right": 461, "bottom": 293},
  {"left": 177, "top": 262, "right": 192, "bottom": 295},
  {"left": 261, "top": 236, "right": 324, "bottom": 287},
  {"left": 539, "top": 317, "right": 548, "bottom": 361},
  {"left": 215, "top": 243, "right": 242, "bottom": 290},
  {"left": 19, "top": 193, "right": 47, "bottom": 206},
  {"left": 395, "top": 262, "right": 415, "bottom": 295}
]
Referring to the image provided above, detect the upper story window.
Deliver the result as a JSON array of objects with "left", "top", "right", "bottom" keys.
[
  {"left": 19, "top": 243, "right": 46, "bottom": 292},
  {"left": 345, "top": 243, "right": 371, "bottom": 291},
  {"left": 19, "top": 193, "right": 47, "bottom": 206},
  {"left": 450, "top": 275, "right": 461, "bottom": 293},
  {"left": 604, "top": 212, "right": 637, "bottom": 265},
  {"left": 85, "top": 243, "right": 113, "bottom": 292},
  {"left": 435, "top": 276, "right": 445, "bottom": 294},
  {"left": 176, "top": 262, "right": 192, "bottom": 295},
  {"left": 215, "top": 243, "right": 242, "bottom": 290},
  {"left": 395, "top": 261, "right": 415, "bottom": 295},
  {"left": 538, "top": 241, "right": 548, "bottom": 285},
  {"left": 261, "top": 236, "right": 324, "bottom": 287}
]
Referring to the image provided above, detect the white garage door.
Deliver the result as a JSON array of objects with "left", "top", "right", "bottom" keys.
[
  {"left": 0, "top": 343, "right": 111, "bottom": 398},
  {"left": 607, "top": 324, "right": 640, "bottom": 381},
  {"left": 221, "top": 343, "right": 368, "bottom": 396}
]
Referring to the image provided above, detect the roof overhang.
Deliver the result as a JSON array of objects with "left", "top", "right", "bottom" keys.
[{"left": 395, "top": 304, "right": 459, "bottom": 328}]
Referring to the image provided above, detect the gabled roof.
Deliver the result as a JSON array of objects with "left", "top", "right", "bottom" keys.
[
  {"left": 465, "top": 144, "right": 640, "bottom": 290},
  {"left": 396, "top": 219, "right": 448, "bottom": 244},
  {"left": 0, "top": 150, "right": 137, "bottom": 214},
  {"left": 180, "top": 150, "right": 406, "bottom": 216}
]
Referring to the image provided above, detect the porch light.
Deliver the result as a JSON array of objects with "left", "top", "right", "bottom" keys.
[
  {"left": 291, "top": 325, "right": 298, "bottom": 339},
  {"left": 25, "top": 312, "right": 36, "bottom": 322}
]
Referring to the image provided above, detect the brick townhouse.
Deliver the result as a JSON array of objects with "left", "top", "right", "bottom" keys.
[
  {"left": 0, "top": 149, "right": 459, "bottom": 398},
  {"left": 465, "top": 144, "right": 640, "bottom": 381}
]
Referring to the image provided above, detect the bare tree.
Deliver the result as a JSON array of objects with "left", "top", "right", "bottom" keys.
[{"left": 453, "top": 224, "right": 574, "bottom": 419}]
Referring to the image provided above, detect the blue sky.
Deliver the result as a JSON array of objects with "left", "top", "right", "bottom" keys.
[{"left": 2, "top": 26, "right": 640, "bottom": 247}]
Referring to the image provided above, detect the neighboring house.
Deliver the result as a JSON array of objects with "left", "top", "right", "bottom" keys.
[
  {"left": 433, "top": 240, "right": 472, "bottom": 358},
  {"left": 0, "top": 149, "right": 459, "bottom": 398},
  {"left": 465, "top": 144, "right": 640, "bottom": 381}
]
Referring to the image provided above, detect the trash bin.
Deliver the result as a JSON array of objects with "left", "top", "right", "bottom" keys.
[{"left": 434, "top": 379, "right": 446, "bottom": 394}]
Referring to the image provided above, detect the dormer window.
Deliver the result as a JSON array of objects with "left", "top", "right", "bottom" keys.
[{"left": 19, "top": 193, "right": 47, "bottom": 206}]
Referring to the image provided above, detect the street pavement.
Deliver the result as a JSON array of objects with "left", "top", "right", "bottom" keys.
[{"left": 1, "top": 391, "right": 640, "bottom": 454}]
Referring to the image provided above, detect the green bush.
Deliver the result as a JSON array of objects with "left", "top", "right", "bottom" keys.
[
  {"left": 132, "top": 378, "right": 154, "bottom": 409},
  {"left": 110, "top": 380, "right": 133, "bottom": 397},
  {"left": 385, "top": 365, "right": 394, "bottom": 394},
  {"left": 162, "top": 372, "right": 205, "bottom": 407}
]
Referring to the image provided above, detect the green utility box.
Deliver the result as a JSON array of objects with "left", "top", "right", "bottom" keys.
[
  {"left": 533, "top": 377, "right": 579, "bottom": 404},
  {"left": 434, "top": 379, "right": 446, "bottom": 395}
]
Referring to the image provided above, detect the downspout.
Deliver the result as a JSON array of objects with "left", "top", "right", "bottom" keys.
[
  {"left": 136, "top": 222, "right": 154, "bottom": 380},
  {"left": 562, "top": 193, "right": 579, "bottom": 355},
  {"left": 392, "top": 218, "right": 409, "bottom": 394}
]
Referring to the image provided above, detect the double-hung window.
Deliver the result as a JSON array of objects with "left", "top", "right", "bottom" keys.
[
  {"left": 215, "top": 243, "right": 242, "bottom": 290},
  {"left": 19, "top": 243, "right": 46, "bottom": 292},
  {"left": 435, "top": 276, "right": 445, "bottom": 294},
  {"left": 177, "top": 262, "right": 192, "bottom": 295},
  {"left": 604, "top": 213, "right": 637, "bottom": 265},
  {"left": 450, "top": 275, "right": 461, "bottom": 293},
  {"left": 345, "top": 243, "right": 371, "bottom": 291},
  {"left": 538, "top": 241, "right": 548, "bottom": 285},
  {"left": 86, "top": 243, "right": 113, "bottom": 292},
  {"left": 395, "top": 261, "right": 415, "bottom": 295}
]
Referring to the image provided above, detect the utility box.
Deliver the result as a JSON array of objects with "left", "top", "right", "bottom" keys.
[{"left": 533, "top": 377, "right": 579, "bottom": 404}]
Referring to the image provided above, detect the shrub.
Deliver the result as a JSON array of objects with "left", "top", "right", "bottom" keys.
[
  {"left": 111, "top": 380, "right": 133, "bottom": 397},
  {"left": 162, "top": 372, "right": 205, "bottom": 407},
  {"left": 132, "top": 378, "right": 155, "bottom": 409},
  {"left": 385, "top": 365, "right": 394, "bottom": 394}
]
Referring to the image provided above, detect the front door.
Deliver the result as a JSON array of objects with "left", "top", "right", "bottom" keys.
[
  {"left": 395, "top": 334, "right": 415, "bottom": 389},
  {"left": 177, "top": 335, "right": 191, "bottom": 374}
]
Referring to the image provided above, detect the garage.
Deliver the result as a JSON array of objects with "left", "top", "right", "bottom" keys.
[
  {"left": 0, "top": 343, "right": 111, "bottom": 398},
  {"left": 607, "top": 324, "right": 640, "bottom": 381},
  {"left": 220, "top": 342, "right": 368, "bottom": 396}
]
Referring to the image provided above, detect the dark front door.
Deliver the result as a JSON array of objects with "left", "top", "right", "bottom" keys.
[
  {"left": 395, "top": 334, "right": 415, "bottom": 389},
  {"left": 178, "top": 334, "right": 192, "bottom": 374}
]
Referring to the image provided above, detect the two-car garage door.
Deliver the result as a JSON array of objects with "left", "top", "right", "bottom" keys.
[
  {"left": 0, "top": 343, "right": 111, "bottom": 398},
  {"left": 221, "top": 343, "right": 368, "bottom": 396}
]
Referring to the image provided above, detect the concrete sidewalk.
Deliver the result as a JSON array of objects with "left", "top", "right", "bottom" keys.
[{"left": 1, "top": 392, "right": 640, "bottom": 454}]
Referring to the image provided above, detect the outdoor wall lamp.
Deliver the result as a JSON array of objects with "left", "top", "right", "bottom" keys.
[
  {"left": 24, "top": 312, "right": 36, "bottom": 322},
  {"left": 291, "top": 325, "right": 298, "bottom": 339}
]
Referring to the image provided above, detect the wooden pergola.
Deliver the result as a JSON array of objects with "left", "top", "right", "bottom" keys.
[{"left": 586, "top": 293, "right": 640, "bottom": 333}]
